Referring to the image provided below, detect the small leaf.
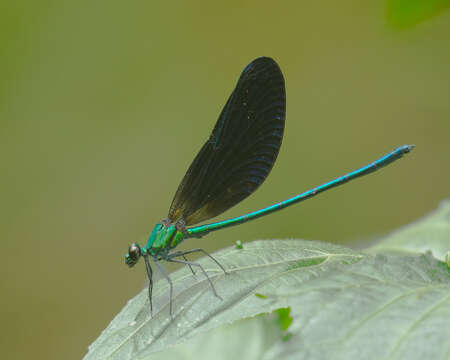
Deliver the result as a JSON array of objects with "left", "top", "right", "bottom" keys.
[
  {"left": 255, "top": 293, "right": 267, "bottom": 299},
  {"left": 273, "top": 307, "right": 292, "bottom": 332}
]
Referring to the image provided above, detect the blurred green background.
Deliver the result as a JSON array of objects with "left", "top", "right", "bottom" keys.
[{"left": 1, "top": 1, "right": 449, "bottom": 359}]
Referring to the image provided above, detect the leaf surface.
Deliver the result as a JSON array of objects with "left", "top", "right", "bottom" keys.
[
  {"left": 84, "top": 236, "right": 450, "bottom": 360},
  {"left": 370, "top": 199, "right": 450, "bottom": 260}
]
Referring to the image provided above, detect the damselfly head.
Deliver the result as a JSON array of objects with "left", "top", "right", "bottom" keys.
[{"left": 125, "top": 243, "right": 141, "bottom": 267}]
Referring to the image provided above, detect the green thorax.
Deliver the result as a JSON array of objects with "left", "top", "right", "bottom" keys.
[{"left": 145, "top": 221, "right": 185, "bottom": 256}]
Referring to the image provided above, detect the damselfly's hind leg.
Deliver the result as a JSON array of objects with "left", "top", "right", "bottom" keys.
[
  {"left": 167, "top": 257, "right": 223, "bottom": 300},
  {"left": 170, "top": 248, "right": 228, "bottom": 275},
  {"left": 181, "top": 254, "right": 196, "bottom": 275}
]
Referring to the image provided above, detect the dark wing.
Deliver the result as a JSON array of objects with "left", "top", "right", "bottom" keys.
[{"left": 168, "top": 57, "right": 286, "bottom": 226}]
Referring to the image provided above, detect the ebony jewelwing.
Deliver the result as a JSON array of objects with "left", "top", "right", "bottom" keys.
[{"left": 125, "top": 57, "right": 414, "bottom": 318}]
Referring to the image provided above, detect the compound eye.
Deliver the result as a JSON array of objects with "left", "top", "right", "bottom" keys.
[{"left": 125, "top": 243, "right": 141, "bottom": 267}]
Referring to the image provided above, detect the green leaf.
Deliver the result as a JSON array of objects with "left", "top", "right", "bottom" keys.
[
  {"left": 370, "top": 199, "right": 450, "bottom": 261},
  {"left": 84, "top": 236, "right": 450, "bottom": 360}
]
